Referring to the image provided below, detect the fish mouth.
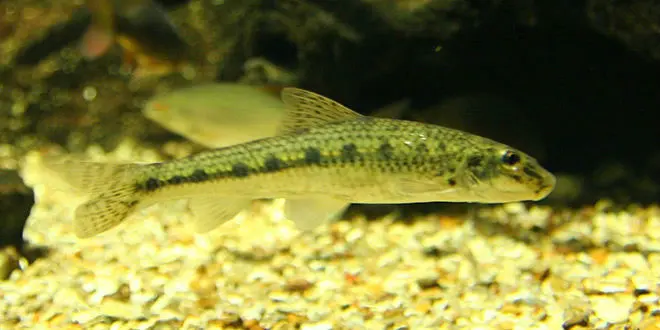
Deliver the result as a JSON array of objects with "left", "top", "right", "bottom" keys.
[{"left": 532, "top": 173, "right": 557, "bottom": 200}]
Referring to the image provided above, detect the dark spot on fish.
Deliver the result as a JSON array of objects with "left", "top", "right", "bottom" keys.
[
  {"left": 523, "top": 166, "right": 543, "bottom": 180},
  {"left": 304, "top": 147, "right": 322, "bottom": 165},
  {"left": 341, "top": 143, "right": 359, "bottom": 162},
  {"left": 189, "top": 169, "right": 208, "bottom": 182},
  {"left": 447, "top": 178, "right": 457, "bottom": 186},
  {"left": 447, "top": 166, "right": 456, "bottom": 174},
  {"left": 264, "top": 155, "right": 284, "bottom": 172},
  {"left": 467, "top": 155, "right": 483, "bottom": 168},
  {"left": 167, "top": 175, "right": 185, "bottom": 184},
  {"left": 511, "top": 174, "right": 523, "bottom": 183},
  {"left": 436, "top": 142, "right": 446, "bottom": 152},
  {"left": 144, "top": 177, "right": 161, "bottom": 191},
  {"left": 416, "top": 142, "right": 428, "bottom": 154},
  {"left": 232, "top": 162, "right": 250, "bottom": 178},
  {"left": 378, "top": 142, "right": 394, "bottom": 160},
  {"left": 291, "top": 127, "right": 310, "bottom": 135}
]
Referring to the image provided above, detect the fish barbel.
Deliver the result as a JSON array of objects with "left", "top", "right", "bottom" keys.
[{"left": 42, "top": 88, "right": 556, "bottom": 238}]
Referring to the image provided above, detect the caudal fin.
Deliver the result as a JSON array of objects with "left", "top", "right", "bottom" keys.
[{"left": 41, "top": 155, "right": 146, "bottom": 238}]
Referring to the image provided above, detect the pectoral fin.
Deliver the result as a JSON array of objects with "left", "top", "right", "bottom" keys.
[
  {"left": 284, "top": 197, "right": 350, "bottom": 231},
  {"left": 189, "top": 196, "right": 251, "bottom": 233}
]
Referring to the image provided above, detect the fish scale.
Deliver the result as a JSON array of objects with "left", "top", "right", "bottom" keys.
[{"left": 42, "top": 87, "right": 556, "bottom": 239}]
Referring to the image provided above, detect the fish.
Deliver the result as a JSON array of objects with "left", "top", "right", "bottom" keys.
[
  {"left": 80, "top": 0, "right": 191, "bottom": 78},
  {"left": 42, "top": 88, "right": 556, "bottom": 238},
  {"left": 143, "top": 83, "right": 410, "bottom": 148},
  {"left": 143, "top": 83, "right": 289, "bottom": 148}
]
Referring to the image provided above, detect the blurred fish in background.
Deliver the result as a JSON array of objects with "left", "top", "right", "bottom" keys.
[
  {"left": 143, "top": 82, "right": 411, "bottom": 149},
  {"left": 143, "top": 83, "right": 288, "bottom": 148}
]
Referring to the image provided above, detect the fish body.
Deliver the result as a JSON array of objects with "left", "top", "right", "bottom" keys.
[
  {"left": 43, "top": 88, "right": 556, "bottom": 238},
  {"left": 143, "top": 83, "right": 288, "bottom": 148}
]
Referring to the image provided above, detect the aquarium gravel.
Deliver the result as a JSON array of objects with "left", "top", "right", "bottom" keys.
[{"left": 0, "top": 140, "right": 659, "bottom": 329}]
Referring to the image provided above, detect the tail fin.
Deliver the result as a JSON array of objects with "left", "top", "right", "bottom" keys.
[{"left": 41, "top": 155, "right": 146, "bottom": 238}]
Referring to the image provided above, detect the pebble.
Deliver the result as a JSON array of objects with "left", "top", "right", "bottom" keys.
[
  {"left": 300, "top": 321, "right": 333, "bottom": 330},
  {"left": 590, "top": 296, "right": 634, "bottom": 324},
  {"left": 99, "top": 299, "right": 146, "bottom": 320}
]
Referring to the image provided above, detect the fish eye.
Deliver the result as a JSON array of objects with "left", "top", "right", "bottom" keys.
[{"left": 501, "top": 150, "right": 521, "bottom": 166}]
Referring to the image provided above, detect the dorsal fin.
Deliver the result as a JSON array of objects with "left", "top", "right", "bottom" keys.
[{"left": 278, "top": 87, "right": 363, "bottom": 135}]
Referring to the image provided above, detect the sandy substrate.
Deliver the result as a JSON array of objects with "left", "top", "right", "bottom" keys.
[{"left": 1, "top": 141, "right": 659, "bottom": 329}]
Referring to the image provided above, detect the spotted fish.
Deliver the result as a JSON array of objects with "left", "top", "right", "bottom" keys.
[{"left": 42, "top": 88, "right": 556, "bottom": 238}]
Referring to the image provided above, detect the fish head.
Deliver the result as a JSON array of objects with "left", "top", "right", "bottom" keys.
[{"left": 455, "top": 144, "right": 556, "bottom": 203}]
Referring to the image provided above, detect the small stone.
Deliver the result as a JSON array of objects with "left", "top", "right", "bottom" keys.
[
  {"left": 583, "top": 278, "right": 628, "bottom": 295},
  {"left": 503, "top": 202, "right": 526, "bottom": 214},
  {"left": 416, "top": 271, "right": 439, "bottom": 289},
  {"left": 636, "top": 318, "right": 660, "bottom": 330},
  {"left": 71, "top": 310, "right": 100, "bottom": 324},
  {"left": 99, "top": 299, "right": 145, "bottom": 320},
  {"left": 590, "top": 296, "right": 632, "bottom": 324},
  {"left": 239, "top": 303, "right": 265, "bottom": 322},
  {"left": 638, "top": 293, "right": 659, "bottom": 304},
  {"left": 300, "top": 321, "right": 333, "bottom": 330},
  {"left": 269, "top": 290, "right": 291, "bottom": 302}
]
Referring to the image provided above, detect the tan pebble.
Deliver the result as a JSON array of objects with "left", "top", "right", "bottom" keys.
[
  {"left": 632, "top": 274, "right": 655, "bottom": 292},
  {"left": 639, "top": 293, "right": 660, "bottom": 304},
  {"left": 48, "top": 313, "right": 66, "bottom": 325},
  {"left": 496, "top": 320, "right": 516, "bottom": 330},
  {"left": 415, "top": 301, "right": 432, "bottom": 314},
  {"left": 628, "top": 309, "right": 645, "bottom": 326},
  {"left": 269, "top": 290, "right": 291, "bottom": 302},
  {"left": 99, "top": 298, "right": 145, "bottom": 320},
  {"left": 287, "top": 313, "right": 307, "bottom": 325},
  {"left": 242, "top": 319, "right": 263, "bottom": 329},
  {"left": 637, "top": 318, "right": 660, "bottom": 330},
  {"left": 503, "top": 202, "right": 526, "bottom": 214},
  {"left": 500, "top": 303, "right": 521, "bottom": 316},
  {"left": 582, "top": 277, "right": 628, "bottom": 294},
  {"left": 197, "top": 296, "right": 218, "bottom": 309},
  {"left": 588, "top": 248, "right": 609, "bottom": 265},
  {"left": 562, "top": 307, "right": 590, "bottom": 328},
  {"left": 300, "top": 321, "right": 333, "bottom": 330},
  {"left": 590, "top": 296, "right": 632, "bottom": 324},
  {"left": 285, "top": 278, "right": 314, "bottom": 292},
  {"left": 243, "top": 320, "right": 264, "bottom": 330},
  {"left": 437, "top": 215, "right": 462, "bottom": 229}
]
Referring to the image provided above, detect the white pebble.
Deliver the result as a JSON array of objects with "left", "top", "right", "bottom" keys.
[
  {"left": 301, "top": 321, "right": 333, "bottom": 330},
  {"left": 590, "top": 296, "right": 632, "bottom": 324}
]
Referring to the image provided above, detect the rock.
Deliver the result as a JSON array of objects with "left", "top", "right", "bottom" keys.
[
  {"left": 0, "top": 246, "right": 20, "bottom": 280},
  {"left": 587, "top": 0, "right": 660, "bottom": 62},
  {"left": 0, "top": 169, "right": 34, "bottom": 248}
]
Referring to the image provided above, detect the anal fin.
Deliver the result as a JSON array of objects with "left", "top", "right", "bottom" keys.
[
  {"left": 189, "top": 196, "right": 251, "bottom": 233},
  {"left": 284, "top": 197, "right": 350, "bottom": 231}
]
